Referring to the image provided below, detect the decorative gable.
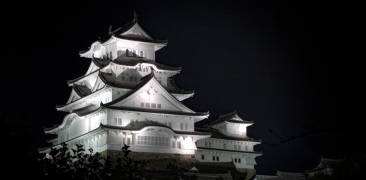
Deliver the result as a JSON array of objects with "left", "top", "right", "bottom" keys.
[{"left": 106, "top": 75, "right": 194, "bottom": 113}]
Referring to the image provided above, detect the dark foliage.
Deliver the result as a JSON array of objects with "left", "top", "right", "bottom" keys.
[{"left": 37, "top": 143, "right": 146, "bottom": 180}]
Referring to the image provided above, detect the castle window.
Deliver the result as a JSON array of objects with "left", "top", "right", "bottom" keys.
[
  {"left": 140, "top": 102, "right": 144, "bottom": 107},
  {"left": 146, "top": 103, "right": 150, "bottom": 108},
  {"left": 212, "top": 156, "right": 215, "bottom": 161},
  {"left": 180, "top": 123, "right": 183, "bottom": 130},
  {"left": 238, "top": 158, "right": 241, "bottom": 163},
  {"left": 117, "top": 50, "right": 123, "bottom": 57},
  {"left": 117, "top": 118, "right": 122, "bottom": 126},
  {"left": 185, "top": 123, "right": 188, "bottom": 130},
  {"left": 217, "top": 156, "right": 219, "bottom": 161},
  {"left": 234, "top": 158, "right": 237, "bottom": 163},
  {"left": 201, "top": 154, "right": 205, "bottom": 160},
  {"left": 157, "top": 104, "right": 161, "bottom": 109},
  {"left": 151, "top": 103, "right": 156, "bottom": 108},
  {"left": 177, "top": 141, "right": 181, "bottom": 149},
  {"left": 126, "top": 49, "right": 130, "bottom": 56}
]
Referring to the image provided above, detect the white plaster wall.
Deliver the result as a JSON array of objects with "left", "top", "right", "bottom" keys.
[
  {"left": 116, "top": 40, "right": 155, "bottom": 60},
  {"left": 110, "top": 63, "right": 170, "bottom": 88},
  {"left": 196, "top": 138, "right": 257, "bottom": 152},
  {"left": 106, "top": 109, "right": 194, "bottom": 131},
  {"left": 105, "top": 127, "right": 197, "bottom": 155},
  {"left": 195, "top": 149, "right": 257, "bottom": 169},
  {"left": 62, "top": 110, "right": 107, "bottom": 141},
  {"left": 67, "top": 130, "right": 108, "bottom": 154},
  {"left": 212, "top": 122, "right": 249, "bottom": 138},
  {"left": 225, "top": 123, "right": 248, "bottom": 138}
]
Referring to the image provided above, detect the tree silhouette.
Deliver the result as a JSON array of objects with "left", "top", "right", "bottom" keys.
[{"left": 37, "top": 143, "right": 145, "bottom": 180}]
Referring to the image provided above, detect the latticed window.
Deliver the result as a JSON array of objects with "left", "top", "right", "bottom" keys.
[{"left": 137, "top": 135, "right": 169, "bottom": 146}]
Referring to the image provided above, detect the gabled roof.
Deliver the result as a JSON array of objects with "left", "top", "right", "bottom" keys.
[
  {"left": 206, "top": 111, "right": 253, "bottom": 126},
  {"left": 109, "top": 17, "right": 167, "bottom": 44},
  {"left": 104, "top": 73, "right": 207, "bottom": 115},
  {"left": 68, "top": 58, "right": 181, "bottom": 86}
]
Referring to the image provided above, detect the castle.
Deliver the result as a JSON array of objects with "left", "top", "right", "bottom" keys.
[{"left": 44, "top": 15, "right": 261, "bottom": 175}]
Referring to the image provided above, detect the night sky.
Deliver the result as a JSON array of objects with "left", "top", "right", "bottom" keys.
[{"left": 1, "top": 0, "right": 359, "bottom": 177}]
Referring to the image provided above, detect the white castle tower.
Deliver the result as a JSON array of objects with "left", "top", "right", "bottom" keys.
[
  {"left": 44, "top": 16, "right": 261, "bottom": 174},
  {"left": 195, "top": 111, "right": 261, "bottom": 173},
  {"left": 45, "top": 16, "right": 210, "bottom": 155}
]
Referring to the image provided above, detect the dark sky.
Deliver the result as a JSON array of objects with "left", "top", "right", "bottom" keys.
[{"left": 1, "top": 0, "right": 359, "bottom": 177}]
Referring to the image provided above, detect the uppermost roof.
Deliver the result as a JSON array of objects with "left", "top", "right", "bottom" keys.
[
  {"left": 104, "top": 12, "right": 167, "bottom": 44},
  {"left": 80, "top": 14, "right": 167, "bottom": 58}
]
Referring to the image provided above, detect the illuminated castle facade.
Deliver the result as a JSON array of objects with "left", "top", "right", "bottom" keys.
[{"left": 45, "top": 16, "right": 261, "bottom": 171}]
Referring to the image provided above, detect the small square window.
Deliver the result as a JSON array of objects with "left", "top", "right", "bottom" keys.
[
  {"left": 151, "top": 103, "right": 156, "bottom": 108},
  {"left": 157, "top": 104, "right": 161, "bottom": 109},
  {"left": 146, "top": 103, "right": 150, "bottom": 108}
]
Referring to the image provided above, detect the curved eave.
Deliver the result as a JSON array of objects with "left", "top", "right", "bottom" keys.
[
  {"left": 67, "top": 60, "right": 181, "bottom": 87},
  {"left": 56, "top": 85, "right": 107, "bottom": 111},
  {"left": 40, "top": 125, "right": 106, "bottom": 153},
  {"left": 197, "top": 147, "right": 262, "bottom": 155},
  {"left": 225, "top": 120, "right": 254, "bottom": 125},
  {"left": 112, "top": 59, "right": 181, "bottom": 73},
  {"left": 44, "top": 113, "right": 77, "bottom": 134},
  {"left": 101, "top": 124, "right": 211, "bottom": 137},
  {"left": 67, "top": 69, "right": 100, "bottom": 86},
  {"left": 210, "top": 136, "right": 262, "bottom": 143},
  {"left": 45, "top": 106, "right": 102, "bottom": 134},
  {"left": 103, "top": 104, "right": 209, "bottom": 118}
]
